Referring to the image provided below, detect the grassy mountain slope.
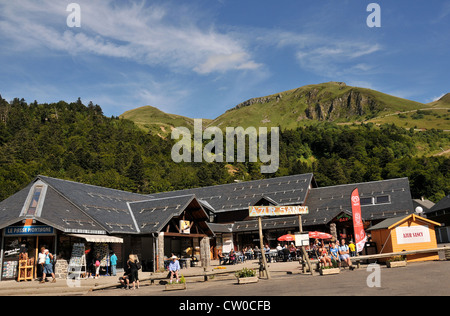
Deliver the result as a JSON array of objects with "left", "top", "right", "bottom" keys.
[
  {"left": 120, "top": 106, "right": 211, "bottom": 137},
  {"left": 120, "top": 82, "right": 450, "bottom": 132},
  {"left": 366, "top": 93, "right": 450, "bottom": 130},
  {"left": 427, "top": 93, "right": 450, "bottom": 107},
  {"left": 209, "top": 82, "right": 448, "bottom": 130}
]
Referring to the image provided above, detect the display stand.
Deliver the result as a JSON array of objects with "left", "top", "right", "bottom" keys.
[
  {"left": 68, "top": 243, "right": 86, "bottom": 279},
  {"left": 2, "top": 261, "right": 19, "bottom": 280},
  {"left": 17, "top": 254, "right": 34, "bottom": 282}
]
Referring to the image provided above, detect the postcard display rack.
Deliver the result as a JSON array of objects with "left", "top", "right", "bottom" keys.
[
  {"left": 17, "top": 253, "right": 34, "bottom": 282},
  {"left": 2, "top": 261, "right": 18, "bottom": 280},
  {"left": 68, "top": 243, "right": 86, "bottom": 279}
]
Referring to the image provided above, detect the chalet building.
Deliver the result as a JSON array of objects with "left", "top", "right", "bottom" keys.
[
  {"left": 0, "top": 173, "right": 416, "bottom": 280},
  {"left": 425, "top": 195, "right": 450, "bottom": 243}
]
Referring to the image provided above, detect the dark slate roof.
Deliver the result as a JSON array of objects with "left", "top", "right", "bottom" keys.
[
  {"left": 427, "top": 195, "right": 450, "bottom": 214},
  {"left": 38, "top": 175, "right": 149, "bottom": 234},
  {"left": 366, "top": 215, "right": 407, "bottom": 231},
  {"left": 144, "top": 173, "right": 315, "bottom": 213},
  {"left": 39, "top": 186, "right": 106, "bottom": 234},
  {"left": 367, "top": 214, "right": 442, "bottom": 231},
  {"left": 304, "top": 178, "right": 414, "bottom": 225},
  {"left": 0, "top": 183, "right": 33, "bottom": 229},
  {"left": 232, "top": 216, "right": 300, "bottom": 233},
  {"left": 128, "top": 195, "right": 202, "bottom": 234},
  {"left": 207, "top": 222, "right": 233, "bottom": 234},
  {"left": 412, "top": 199, "right": 435, "bottom": 211}
]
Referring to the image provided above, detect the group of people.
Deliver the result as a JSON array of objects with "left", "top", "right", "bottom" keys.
[
  {"left": 38, "top": 247, "right": 56, "bottom": 283},
  {"left": 218, "top": 249, "right": 238, "bottom": 265},
  {"left": 314, "top": 239, "right": 356, "bottom": 271},
  {"left": 85, "top": 250, "right": 118, "bottom": 279},
  {"left": 217, "top": 243, "right": 300, "bottom": 265}
]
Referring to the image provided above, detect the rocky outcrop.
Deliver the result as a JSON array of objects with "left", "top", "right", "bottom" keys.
[
  {"left": 304, "top": 89, "right": 381, "bottom": 121},
  {"left": 228, "top": 94, "right": 283, "bottom": 112},
  {"left": 225, "top": 82, "right": 390, "bottom": 122}
]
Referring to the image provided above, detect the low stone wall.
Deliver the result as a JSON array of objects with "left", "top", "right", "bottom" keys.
[{"left": 55, "top": 259, "right": 68, "bottom": 279}]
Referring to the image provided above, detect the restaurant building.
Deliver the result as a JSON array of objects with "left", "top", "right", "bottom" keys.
[{"left": 0, "top": 173, "right": 416, "bottom": 280}]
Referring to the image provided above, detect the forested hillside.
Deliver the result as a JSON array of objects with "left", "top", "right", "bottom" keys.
[
  {"left": 0, "top": 96, "right": 232, "bottom": 201},
  {"left": 0, "top": 96, "right": 448, "bottom": 203}
]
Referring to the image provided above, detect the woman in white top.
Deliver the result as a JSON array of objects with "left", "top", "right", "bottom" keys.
[{"left": 38, "top": 247, "right": 46, "bottom": 281}]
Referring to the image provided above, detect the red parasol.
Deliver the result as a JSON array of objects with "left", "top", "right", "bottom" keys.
[
  {"left": 308, "top": 231, "right": 333, "bottom": 240},
  {"left": 277, "top": 234, "right": 295, "bottom": 242}
]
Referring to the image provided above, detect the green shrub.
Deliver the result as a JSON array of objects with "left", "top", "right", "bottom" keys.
[
  {"left": 235, "top": 268, "right": 257, "bottom": 278},
  {"left": 387, "top": 255, "right": 405, "bottom": 262}
]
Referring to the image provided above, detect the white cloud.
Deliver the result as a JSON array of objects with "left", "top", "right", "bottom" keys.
[
  {"left": 263, "top": 29, "right": 382, "bottom": 78},
  {"left": 429, "top": 93, "right": 445, "bottom": 103},
  {"left": 194, "top": 52, "right": 262, "bottom": 74},
  {"left": 0, "top": 0, "right": 261, "bottom": 75},
  {"left": 294, "top": 41, "right": 382, "bottom": 77}
]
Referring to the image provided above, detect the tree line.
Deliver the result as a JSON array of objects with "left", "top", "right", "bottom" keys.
[{"left": 0, "top": 96, "right": 448, "bottom": 203}]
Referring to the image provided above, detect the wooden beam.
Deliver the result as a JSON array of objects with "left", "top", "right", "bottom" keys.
[
  {"left": 258, "top": 217, "right": 270, "bottom": 279},
  {"left": 164, "top": 232, "right": 207, "bottom": 238},
  {"left": 351, "top": 248, "right": 442, "bottom": 261}
]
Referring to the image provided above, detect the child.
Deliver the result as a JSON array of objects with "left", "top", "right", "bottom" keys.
[
  {"left": 110, "top": 251, "right": 118, "bottom": 276},
  {"left": 349, "top": 240, "right": 357, "bottom": 257}
]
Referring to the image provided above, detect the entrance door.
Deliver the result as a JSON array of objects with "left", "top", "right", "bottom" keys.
[{"left": 36, "top": 236, "right": 55, "bottom": 279}]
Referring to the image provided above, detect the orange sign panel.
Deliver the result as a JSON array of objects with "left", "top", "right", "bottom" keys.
[{"left": 249, "top": 205, "right": 309, "bottom": 217}]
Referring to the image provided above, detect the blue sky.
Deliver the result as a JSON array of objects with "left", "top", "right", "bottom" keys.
[{"left": 0, "top": 0, "right": 449, "bottom": 119}]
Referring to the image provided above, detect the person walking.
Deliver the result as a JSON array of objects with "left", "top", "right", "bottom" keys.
[
  {"left": 40, "top": 249, "right": 56, "bottom": 283},
  {"left": 94, "top": 254, "right": 101, "bottom": 279},
  {"left": 127, "top": 254, "right": 140, "bottom": 290},
  {"left": 110, "top": 251, "right": 118, "bottom": 276},
  {"left": 37, "top": 247, "right": 46, "bottom": 281}
]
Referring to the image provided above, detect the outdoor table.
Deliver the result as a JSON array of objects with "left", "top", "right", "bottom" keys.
[
  {"left": 269, "top": 250, "right": 278, "bottom": 262},
  {"left": 245, "top": 251, "right": 254, "bottom": 260},
  {"left": 179, "top": 258, "right": 188, "bottom": 269}
]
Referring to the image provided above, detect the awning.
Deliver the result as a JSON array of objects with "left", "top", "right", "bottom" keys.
[{"left": 68, "top": 234, "right": 123, "bottom": 243}]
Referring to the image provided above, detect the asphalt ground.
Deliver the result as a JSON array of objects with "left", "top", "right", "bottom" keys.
[{"left": 86, "top": 260, "right": 450, "bottom": 297}]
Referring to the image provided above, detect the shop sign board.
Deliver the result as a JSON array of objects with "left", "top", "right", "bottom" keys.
[
  {"left": 179, "top": 220, "right": 191, "bottom": 234},
  {"left": 396, "top": 225, "right": 431, "bottom": 244},
  {"left": 5, "top": 225, "right": 54, "bottom": 236},
  {"left": 295, "top": 233, "right": 309, "bottom": 246},
  {"left": 248, "top": 205, "right": 308, "bottom": 217}
]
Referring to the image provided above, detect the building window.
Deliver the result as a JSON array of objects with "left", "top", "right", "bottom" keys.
[
  {"left": 360, "top": 197, "right": 373, "bottom": 206},
  {"left": 26, "top": 186, "right": 43, "bottom": 216},
  {"left": 376, "top": 195, "right": 390, "bottom": 204}
]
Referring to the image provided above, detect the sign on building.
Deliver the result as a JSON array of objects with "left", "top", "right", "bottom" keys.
[
  {"left": 395, "top": 225, "right": 431, "bottom": 244},
  {"left": 179, "top": 220, "right": 191, "bottom": 234},
  {"left": 248, "top": 206, "right": 308, "bottom": 217},
  {"left": 5, "top": 225, "right": 54, "bottom": 236}
]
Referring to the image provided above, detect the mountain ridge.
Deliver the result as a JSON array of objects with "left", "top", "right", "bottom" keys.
[{"left": 120, "top": 82, "right": 450, "bottom": 132}]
